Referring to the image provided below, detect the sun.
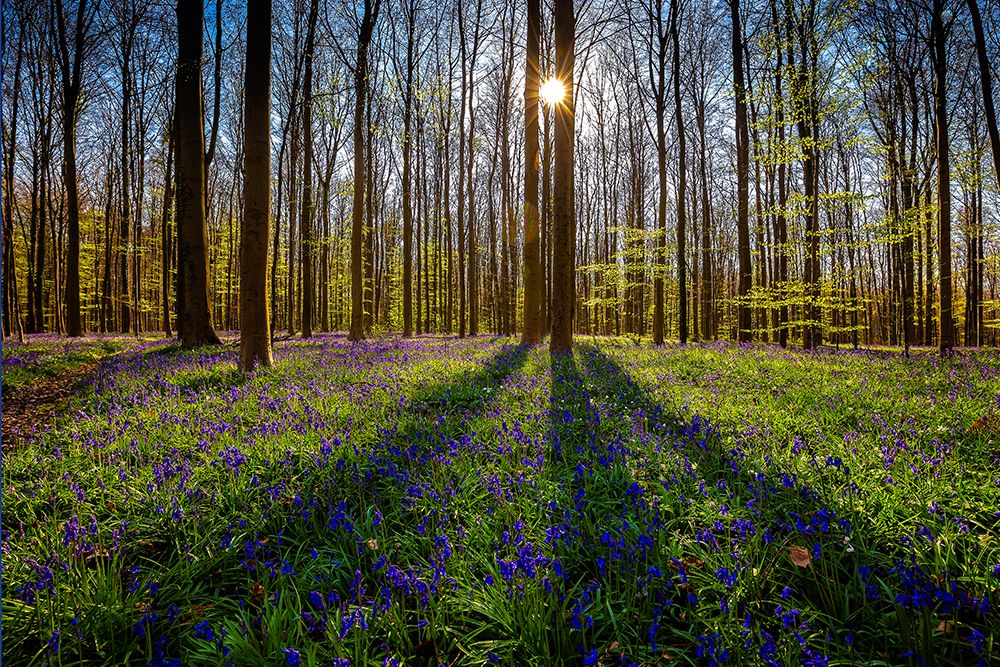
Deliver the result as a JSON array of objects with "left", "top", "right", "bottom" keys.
[{"left": 539, "top": 78, "right": 565, "bottom": 106}]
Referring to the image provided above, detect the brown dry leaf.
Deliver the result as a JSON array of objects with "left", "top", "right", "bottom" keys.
[
  {"left": 669, "top": 557, "right": 705, "bottom": 571},
  {"left": 250, "top": 582, "right": 266, "bottom": 607},
  {"left": 180, "top": 603, "right": 214, "bottom": 623},
  {"left": 935, "top": 620, "right": 955, "bottom": 634},
  {"left": 789, "top": 545, "right": 812, "bottom": 568},
  {"left": 971, "top": 413, "right": 1000, "bottom": 434}
]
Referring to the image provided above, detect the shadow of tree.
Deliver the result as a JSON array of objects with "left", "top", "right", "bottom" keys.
[
  {"left": 548, "top": 349, "right": 596, "bottom": 463},
  {"left": 576, "top": 343, "right": 704, "bottom": 446},
  {"left": 570, "top": 343, "right": 964, "bottom": 664},
  {"left": 407, "top": 344, "right": 531, "bottom": 420}
]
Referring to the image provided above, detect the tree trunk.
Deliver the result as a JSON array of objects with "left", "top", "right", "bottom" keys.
[
  {"left": 521, "top": 0, "right": 542, "bottom": 346},
  {"left": 401, "top": 1, "right": 416, "bottom": 337},
  {"left": 175, "top": 0, "right": 221, "bottom": 347},
  {"left": 968, "top": 0, "right": 1000, "bottom": 191},
  {"left": 162, "top": 119, "right": 175, "bottom": 337},
  {"left": 239, "top": 0, "right": 274, "bottom": 370},
  {"left": 732, "top": 0, "right": 751, "bottom": 343},
  {"left": 550, "top": 0, "right": 574, "bottom": 354},
  {"left": 300, "top": 0, "right": 318, "bottom": 339},
  {"left": 932, "top": 0, "right": 952, "bottom": 354},
  {"left": 670, "top": 0, "right": 686, "bottom": 345},
  {"left": 350, "top": 1, "right": 380, "bottom": 341},
  {"left": 120, "top": 40, "right": 132, "bottom": 334},
  {"left": 52, "top": 0, "right": 88, "bottom": 337}
]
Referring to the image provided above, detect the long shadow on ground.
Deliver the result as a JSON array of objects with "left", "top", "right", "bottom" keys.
[{"left": 571, "top": 343, "right": 989, "bottom": 666}]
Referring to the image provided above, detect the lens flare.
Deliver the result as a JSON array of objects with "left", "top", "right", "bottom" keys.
[{"left": 539, "top": 78, "right": 565, "bottom": 106}]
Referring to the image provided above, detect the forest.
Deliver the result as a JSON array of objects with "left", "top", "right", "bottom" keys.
[
  {"left": 2, "top": 0, "right": 1000, "bottom": 665},
  {"left": 1, "top": 0, "right": 996, "bottom": 353}
]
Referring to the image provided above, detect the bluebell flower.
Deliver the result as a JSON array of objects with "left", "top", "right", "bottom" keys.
[
  {"left": 282, "top": 648, "right": 301, "bottom": 666},
  {"left": 193, "top": 621, "right": 214, "bottom": 641}
]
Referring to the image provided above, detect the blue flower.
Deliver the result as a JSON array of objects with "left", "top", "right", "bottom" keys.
[{"left": 193, "top": 621, "right": 214, "bottom": 641}]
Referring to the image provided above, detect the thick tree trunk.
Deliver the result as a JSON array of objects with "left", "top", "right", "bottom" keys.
[
  {"left": 550, "top": 0, "right": 574, "bottom": 354},
  {"left": 670, "top": 0, "right": 686, "bottom": 345},
  {"left": 52, "top": 0, "right": 88, "bottom": 337},
  {"left": 521, "top": 0, "right": 542, "bottom": 346},
  {"left": 968, "top": 0, "right": 1000, "bottom": 191},
  {"left": 932, "top": 0, "right": 952, "bottom": 354},
  {"left": 402, "top": 2, "right": 416, "bottom": 337},
  {"left": 350, "top": 1, "right": 379, "bottom": 341},
  {"left": 732, "top": 0, "right": 751, "bottom": 343},
  {"left": 175, "top": 0, "right": 220, "bottom": 347},
  {"left": 239, "top": 0, "right": 274, "bottom": 370},
  {"left": 300, "top": 0, "right": 318, "bottom": 339}
]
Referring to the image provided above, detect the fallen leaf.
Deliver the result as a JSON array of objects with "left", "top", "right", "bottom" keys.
[
  {"left": 935, "top": 620, "right": 954, "bottom": 634},
  {"left": 789, "top": 545, "right": 812, "bottom": 568},
  {"left": 250, "top": 582, "right": 266, "bottom": 607}
]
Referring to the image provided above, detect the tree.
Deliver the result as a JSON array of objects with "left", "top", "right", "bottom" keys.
[
  {"left": 239, "top": 0, "right": 274, "bottom": 370},
  {"left": 300, "top": 0, "right": 319, "bottom": 339},
  {"left": 349, "top": 0, "right": 381, "bottom": 342},
  {"left": 397, "top": 0, "right": 419, "bottom": 338},
  {"left": 669, "top": 0, "right": 687, "bottom": 345},
  {"left": 967, "top": 0, "right": 1000, "bottom": 191},
  {"left": 3, "top": 7, "right": 26, "bottom": 341},
  {"left": 52, "top": 0, "right": 97, "bottom": 338},
  {"left": 647, "top": 0, "right": 671, "bottom": 346},
  {"left": 175, "top": 0, "right": 220, "bottom": 347},
  {"left": 162, "top": 117, "right": 175, "bottom": 337},
  {"left": 931, "top": 0, "right": 952, "bottom": 355},
  {"left": 550, "top": 0, "right": 574, "bottom": 354},
  {"left": 521, "top": 0, "right": 543, "bottom": 346},
  {"left": 731, "top": 0, "right": 751, "bottom": 343},
  {"left": 770, "top": 0, "right": 789, "bottom": 347}
]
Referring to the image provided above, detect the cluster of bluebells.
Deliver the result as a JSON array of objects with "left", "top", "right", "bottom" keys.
[{"left": 2, "top": 333, "right": 998, "bottom": 665}]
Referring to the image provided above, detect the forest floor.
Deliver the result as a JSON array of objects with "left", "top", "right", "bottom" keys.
[
  {"left": 1, "top": 333, "right": 998, "bottom": 666},
  {"left": 0, "top": 335, "right": 160, "bottom": 450}
]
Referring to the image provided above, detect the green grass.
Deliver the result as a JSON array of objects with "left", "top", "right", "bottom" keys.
[
  {"left": 2, "top": 334, "right": 998, "bottom": 666},
  {"left": 2, "top": 336, "right": 136, "bottom": 393}
]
